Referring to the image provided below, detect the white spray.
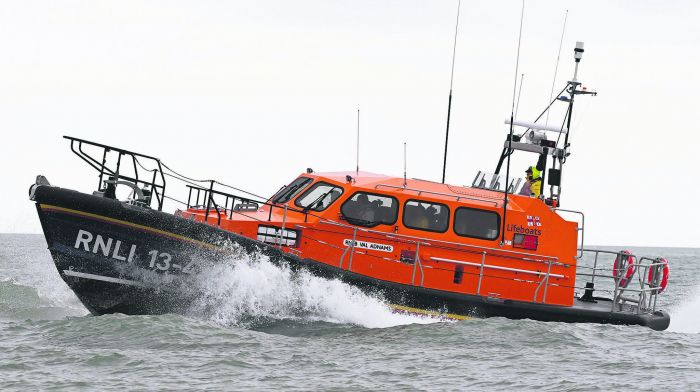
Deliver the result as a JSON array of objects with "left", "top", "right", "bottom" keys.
[{"left": 187, "top": 251, "right": 442, "bottom": 328}]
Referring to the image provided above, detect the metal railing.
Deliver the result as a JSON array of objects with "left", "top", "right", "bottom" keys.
[
  {"left": 471, "top": 171, "right": 524, "bottom": 194},
  {"left": 330, "top": 225, "right": 430, "bottom": 286},
  {"left": 576, "top": 249, "right": 666, "bottom": 314},
  {"left": 296, "top": 218, "right": 565, "bottom": 304},
  {"left": 65, "top": 136, "right": 166, "bottom": 210},
  {"left": 374, "top": 184, "right": 501, "bottom": 206},
  {"left": 186, "top": 182, "right": 266, "bottom": 226},
  {"left": 554, "top": 209, "right": 585, "bottom": 259}
]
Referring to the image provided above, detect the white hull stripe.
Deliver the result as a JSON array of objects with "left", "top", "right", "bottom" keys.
[{"left": 62, "top": 270, "right": 153, "bottom": 288}]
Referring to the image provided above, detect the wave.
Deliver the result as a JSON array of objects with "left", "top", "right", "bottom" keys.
[
  {"left": 668, "top": 289, "right": 700, "bottom": 334},
  {"left": 0, "top": 240, "right": 87, "bottom": 321},
  {"left": 0, "top": 279, "right": 86, "bottom": 321},
  {"left": 185, "top": 250, "right": 442, "bottom": 329}
]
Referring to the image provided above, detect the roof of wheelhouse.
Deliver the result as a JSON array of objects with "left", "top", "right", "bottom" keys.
[{"left": 303, "top": 170, "right": 530, "bottom": 212}]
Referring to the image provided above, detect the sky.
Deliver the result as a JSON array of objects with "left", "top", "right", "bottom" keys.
[{"left": 1, "top": 0, "right": 698, "bottom": 248}]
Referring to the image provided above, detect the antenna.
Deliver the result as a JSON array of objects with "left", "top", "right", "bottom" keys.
[
  {"left": 441, "top": 0, "right": 461, "bottom": 184},
  {"left": 545, "top": 10, "right": 568, "bottom": 128},
  {"left": 403, "top": 142, "right": 408, "bottom": 188},
  {"left": 501, "top": 0, "right": 526, "bottom": 245},
  {"left": 514, "top": 73, "right": 525, "bottom": 119},
  {"left": 356, "top": 108, "right": 360, "bottom": 182}
]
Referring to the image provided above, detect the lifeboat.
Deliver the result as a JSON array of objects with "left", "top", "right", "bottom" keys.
[{"left": 28, "top": 43, "right": 671, "bottom": 330}]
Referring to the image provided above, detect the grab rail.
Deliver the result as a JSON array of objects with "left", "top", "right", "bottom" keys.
[
  {"left": 318, "top": 220, "right": 561, "bottom": 264},
  {"left": 374, "top": 184, "right": 501, "bottom": 206},
  {"left": 65, "top": 136, "right": 166, "bottom": 210},
  {"left": 577, "top": 249, "right": 666, "bottom": 313},
  {"left": 297, "top": 219, "right": 564, "bottom": 304},
  {"left": 554, "top": 208, "right": 585, "bottom": 259}
]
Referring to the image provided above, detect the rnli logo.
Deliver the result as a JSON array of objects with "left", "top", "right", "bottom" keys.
[
  {"left": 527, "top": 215, "right": 542, "bottom": 227},
  {"left": 343, "top": 239, "right": 393, "bottom": 252}
]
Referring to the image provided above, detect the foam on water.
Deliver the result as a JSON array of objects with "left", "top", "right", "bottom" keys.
[
  {"left": 668, "top": 288, "right": 700, "bottom": 334},
  {"left": 187, "top": 250, "right": 441, "bottom": 328},
  {"left": 0, "top": 235, "right": 87, "bottom": 320}
]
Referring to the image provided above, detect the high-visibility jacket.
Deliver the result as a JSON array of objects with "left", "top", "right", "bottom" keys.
[
  {"left": 530, "top": 177, "right": 542, "bottom": 198},
  {"left": 528, "top": 165, "right": 542, "bottom": 198}
]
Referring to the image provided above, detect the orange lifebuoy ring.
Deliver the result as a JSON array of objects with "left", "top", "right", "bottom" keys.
[
  {"left": 613, "top": 250, "right": 635, "bottom": 288},
  {"left": 647, "top": 257, "right": 669, "bottom": 294}
]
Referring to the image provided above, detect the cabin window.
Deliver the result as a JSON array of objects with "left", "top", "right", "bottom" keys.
[
  {"left": 402, "top": 200, "right": 450, "bottom": 232},
  {"left": 294, "top": 182, "right": 344, "bottom": 211},
  {"left": 271, "top": 177, "right": 313, "bottom": 204},
  {"left": 453, "top": 207, "right": 500, "bottom": 240},
  {"left": 340, "top": 192, "right": 398, "bottom": 227}
]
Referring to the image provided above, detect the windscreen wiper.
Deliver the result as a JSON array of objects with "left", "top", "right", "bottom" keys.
[
  {"left": 302, "top": 189, "right": 333, "bottom": 213},
  {"left": 274, "top": 183, "right": 301, "bottom": 204}
]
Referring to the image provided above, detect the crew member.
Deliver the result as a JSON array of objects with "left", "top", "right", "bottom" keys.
[
  {"left": 525, "top": 166, "right": 542, "bottom": 198},
  {"left": 524, "top": 148, "right": 548, "bottom": 198}
]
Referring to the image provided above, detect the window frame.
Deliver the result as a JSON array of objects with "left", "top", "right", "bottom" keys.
[
  {"left": 271, "top": 177, "right": 313, "bottom": 204},
  {"left": 293, "top": 181, "right": 345, "bottom": 212},
  {"left": 402, "top": 199, "right": 451, "bottom": 233},
  {"left": 452, "top": 206, "right": 501, "bottom": 241},
  {"left": 340, "top": 191, "right": 399, "bottom": 228}
]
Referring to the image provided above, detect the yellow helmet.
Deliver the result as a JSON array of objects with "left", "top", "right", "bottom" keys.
[{"left": 525, "top": 166, "right": 541, "bottom": 179}]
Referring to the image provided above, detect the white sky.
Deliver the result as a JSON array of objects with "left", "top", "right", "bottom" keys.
[{"left": 1, "top": 1, "right": 698, "bottom": 248}]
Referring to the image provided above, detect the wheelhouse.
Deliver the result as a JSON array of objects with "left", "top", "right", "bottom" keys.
[{"left": 177, "top": 170, "right": 579, "bottom": 308}]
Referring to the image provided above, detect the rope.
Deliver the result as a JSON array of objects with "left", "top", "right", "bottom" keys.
[
  {"left": 163, "top": 195, "right": 188, "bottom": 206},
  {"left": 160, "top": 161, "right": 211, "bottom": 183},
  {"left": 134, "top": 156, "right": 157, "bottom": 173}
]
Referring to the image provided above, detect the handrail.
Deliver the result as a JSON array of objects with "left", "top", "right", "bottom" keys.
[
  {"left": 64, "top": 136, "right": 162, "bottom": 161},
  {"left": 430, "top": 256, "right": 564, "bottom": 278},
  {"left": 185, "top": 183, "right": 311, "bottom": 222},
  {"left": 554, "top": 208, "right": 585, "bottom": 259},
  {"left": 374, "top": 184, "right": 501, "bottom": 206},
  {"left": 318, "top": 220, "right": 561, "bottom": 263},
  {"left": 66, "top": 136, "right": 166, "bottom": 210},
  {"left": 576, "top": 248, "right": 666, "bottom": 313}
]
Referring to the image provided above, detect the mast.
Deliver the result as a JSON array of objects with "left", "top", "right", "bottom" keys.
[
  {"left": 492, "top": 40, "right": 594, "bottom": 211},
  {"left": 555, "top": 41, "right": 590, "bottom": 203}
]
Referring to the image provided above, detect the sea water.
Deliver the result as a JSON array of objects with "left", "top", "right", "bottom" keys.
[{"left": 1, "top": 234, "right": 698, "bottom": 391}]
